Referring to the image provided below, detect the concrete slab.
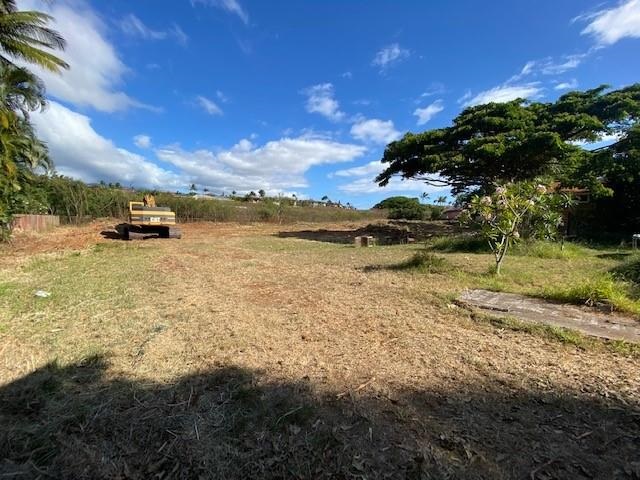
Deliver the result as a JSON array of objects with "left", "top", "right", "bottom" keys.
[{"left": 458, "top": 289, "right": 640, "bottom": 343}]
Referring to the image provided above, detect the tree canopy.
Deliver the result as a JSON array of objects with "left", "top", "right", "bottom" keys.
[{"left": 376, "top": 85, "right": 640, "bottom": 196}]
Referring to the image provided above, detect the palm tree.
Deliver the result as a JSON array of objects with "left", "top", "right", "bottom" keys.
[
  {"left": 436, "top": 195, "right": 447, "bottom": 206},
  {"left": 0, "top": 64, "right": 45, "bottom": 127},
  {"left": 0, "top": 0, "right": 69, "bottom": 72},
  {"left": 0, "top": 64, "right": 49, "bottom": 186},
  {"left": 1, "top": 117, "right": 50, "bottom": 176}
]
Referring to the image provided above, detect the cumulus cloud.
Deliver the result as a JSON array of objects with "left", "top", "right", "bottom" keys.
[
  {"left": 462, "top": 83, "right": 543, "bottom": 107},
  {"left": 350, "top": 118, "right": 401, "bottom": 144},
  {"left": 134, "top": 135, "right": 152, "bottom": 149},
  {"left": 580, "top": 0, "right": 640, "bottom": 45},
  {"left": 32, "top": 102, "right": 182, "bottom": 188},
  {"left": 32, "top": 101, "right": 366, "bottom": 194},
  {"left": 413, "top": 100, "right": 444, "bottom": 125},
  {"left": 197, "top": 95, "right": 223, "bottom": 115},
  {"left": 372, "top": 43, "right": 410, "bottom": 70},
  {"left": 155, "top": 135, "right": 366, "bottom": 192},
  {"left": 329, "top": 160, "right": 384, "bottom": 178},
  {"left": 302, "top": 83, "right": 345, "bottom": 121},
  {"left": 17, "top": 0, "right": 152, "bottom": 112},
  {"left": 191, "top": 0, "right": 249, "bottom": 25}
]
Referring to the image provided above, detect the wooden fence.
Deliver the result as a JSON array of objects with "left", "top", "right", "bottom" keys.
[{"left": 12, "top": 214, "right": 60, "bottom": 232}]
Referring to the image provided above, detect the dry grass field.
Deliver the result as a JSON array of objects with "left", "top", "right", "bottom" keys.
[{"left": 1, "top": 221, "right": 639, "bottom": 479}]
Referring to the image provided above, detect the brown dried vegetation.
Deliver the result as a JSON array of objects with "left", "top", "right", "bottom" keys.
[{"left": 0, "top": 222, "right": 638, "bottom": 479}]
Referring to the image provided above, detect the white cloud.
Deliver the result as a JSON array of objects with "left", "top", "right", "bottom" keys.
[
  {"left": 169, "top": 24, "right": 189, "bottom": 46},
  {"left": 120, "top": 14, "right": 166, "bottom": 40},
  {"left": 413, "top": 100, "right": 444, "bottom": 125},
  {"left": 120, "top": 15, "right": 189, "bottom": 46},
  {"left": 342, "top": 71, "right": 353, "bottom": 79},
  {"left": 555, "top": 79, "right": 579, "bottom": 90},
  {"left": 329, "top": 160, "right": 383, "bottom": 178},
  {"left": 197, "top": 95, "right": 223, "bottom": 115},
  {"left": 302, "top": 83, "right": 345, "bottom": 121},
  {"left": 134, "top": 135, "right": 152, "bottom": 149},
  {"left": 156, "top": 134, "right": 366, "bottom": 192},
  {"left": 32, "top": 102, "right": 182, "bottom": 188},
  {"left": 418, "top": 82, "right": 446, "bottom": 99},
  {"left": 372, "top": 43, "right": 410, "bottom": 70},
  {"left": 463, "top": 83, "right": 543, "bottom": 107},
  {"left": 332, "top": 159, "right": 449, "bottom": 196},
  {"left": 510, "top": 54, "right": 587, "bottom": 84},
  {"left": 338, "top": 176, "right": 449, "bottom": 195},
  {"left": 17, "top": 0, "right": 154, "bottom": 113},
  {"left": 580, "top": 0, "right": 640, "bottom": 45},
  {"left": 216, "top": 90, "right": 229, "bottom": 103},
  {"left": 192, "top": 0, "right": 249, "bottom": 25},
  {"left": 572, "top": 132, "right": 623, "bottom": 149},
  {"left": 32, "top": 102, "right": 366, "bottom": 195},
  {"left": 350, "top": 118, "right": 401, "bottom": 145}
]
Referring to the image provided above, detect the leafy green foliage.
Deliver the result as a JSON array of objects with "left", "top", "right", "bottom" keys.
[
  {"left": 460, "top": 182, "right": 567, "bottom": 274},
  {"left": 377, "top": 85, "right": 640, "bottom": 196},
  {"left": 0, "top": 0, "right": 69, "bottom": 72},
  {"left": 372, "top": 195, "right": 441, "bottom": 220}
]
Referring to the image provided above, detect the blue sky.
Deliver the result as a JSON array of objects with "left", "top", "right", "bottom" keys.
[{"left": 19, "top": 0, "right": 640, "bottom": 208}]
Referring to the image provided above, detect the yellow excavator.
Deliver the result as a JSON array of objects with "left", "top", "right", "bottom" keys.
[{"left": 118, "top": 195, "right": 182, "bottom": 240}]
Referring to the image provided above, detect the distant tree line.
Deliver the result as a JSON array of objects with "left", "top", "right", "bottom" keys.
[{"left": 15, "top": 175, "right": 383, "bottom": 224}]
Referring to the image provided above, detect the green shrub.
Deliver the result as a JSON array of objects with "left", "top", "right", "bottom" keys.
[{"left": 373, "top": 196, "right": 437, "bottom": 220}]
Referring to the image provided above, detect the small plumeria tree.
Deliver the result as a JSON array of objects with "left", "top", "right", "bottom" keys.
[{"left": 461, "top": 182, "right": 568, "bottom": 275}]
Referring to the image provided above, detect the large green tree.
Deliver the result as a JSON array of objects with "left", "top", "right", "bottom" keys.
[{"left": 376, "top": 85, "right": 640, "bottom": 196}]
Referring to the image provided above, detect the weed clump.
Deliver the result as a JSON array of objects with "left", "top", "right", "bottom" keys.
[
  {"left": 394, "top": 251, "right": 450, "bottom": 274},
  {"left": 512, "top": 241, "right": 586, "bottom": 259},
  {"left": 612, "top": 255, "right": 640, "bottom": 284},
  {"left": 541, "top": 273, "right": 640, "bottom": 316},
  {"left": 428, "top": 235, "right": 489, "bottom": 253}
]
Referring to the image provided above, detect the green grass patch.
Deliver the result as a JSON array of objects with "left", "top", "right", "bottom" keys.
[
  {"left": 473, "top": 312, "right": 640, "bottom": 357},
  {"left": 540, "top": 273, "right": 640, "bottom": 316},
  {"left": 428, "top": 236, "right": 591, "bottom": 260},
  {"left": 511, "top": 241, "right": 589, "bottom": 259},
  {"left": 2, "top": 244, "right": 155, "bottom": 317},
  {"left": 392, "top": 251, "right": 450, "bottom": 273},
  {"left": 612, "top": 254, "right": 640, "bottom": 284},
  {"left": 0, "top": 281, "right": 15, "bottom": 297},
  {"left": 427, "top": 235, "right": 489, "bottom": 253}
]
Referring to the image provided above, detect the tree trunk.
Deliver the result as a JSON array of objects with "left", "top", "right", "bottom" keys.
[{"left": 495, "top": 237, "right": 509, "bottom": 275}]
